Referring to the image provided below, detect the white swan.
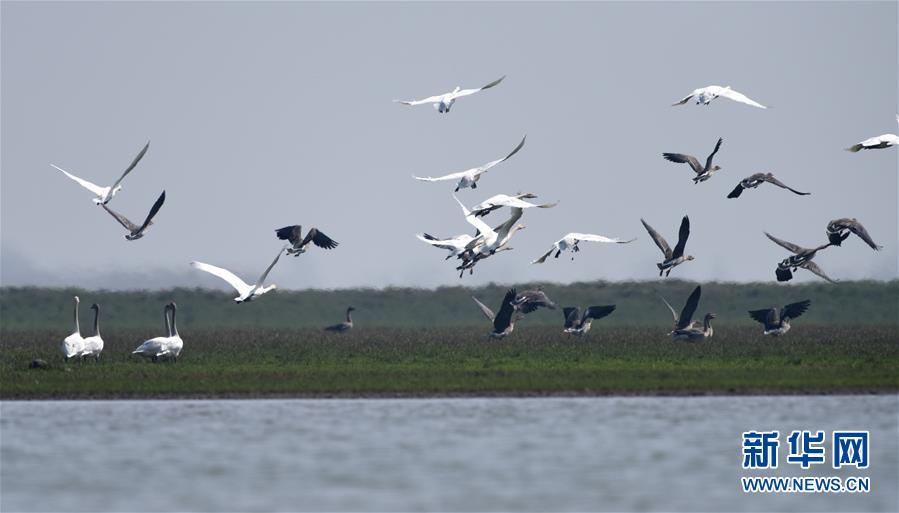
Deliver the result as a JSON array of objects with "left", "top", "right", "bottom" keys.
[
  {"left": 190, "top": 246, "right": 286, "bottom": 303},
  {"left": 468, "top": 193, "right": 558, "bottom": 217},
  {"left": 672, "top": 85, "right": 767, "bottom": 109},
  {"left": 163, "top": 302, "right": 183, "bottom": 360},
  {"left": 531, "top": 233, "right": 635, "bottom": 264},
  {"left": 60, "top": 295, "right": 84, "bottom": 362},
  {"left": 79, "top": 303, "right": 104, "bottom": 361},
  {"left": 413, "top": 136, "right": 525, "bottom": 192},
  {"left": 51, "top": 141, "right": 149, "bottom": 205},
  {"left": 454, "top": 203, "right": 526, "bottom": 276},
  {"left": 846, "top": 116, "right": 899, "bottom": 152},
  {"left": 416, "top": 233, "right": 476, "bottom": 260},
  {"left": 394, "top": 76, "right": 505, "bottom": 113},
  {"left": 133, "top": 303, "right": 174, "bottom": 362}
]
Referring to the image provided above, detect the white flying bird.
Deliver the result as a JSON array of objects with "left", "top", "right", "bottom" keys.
[
  {"left": 469, "top": 193, "right": 558, "bottom": 217},
  {"left": 413, "top": 136, "right": 526, "bottom": 192},
  {"left": 51, "top": 141, "right": 150, "bottom": 205},
  {"left": 531, "top": 233, "right": 635, "bottom": 264},
  {"left": 190, "top": 246, "right": 286, "bottom": 303},
  {"left": 416, "top": 233, "right": 476, "bottom": 260},
  {"left": 846, "top": 116, "right": 899, "bottom": 152},
  {"left": 672, "top": 85, "right": 766, "bottom": 109},
  {"left": 394, "top": 76, "right": 505, "bottom": 113}
]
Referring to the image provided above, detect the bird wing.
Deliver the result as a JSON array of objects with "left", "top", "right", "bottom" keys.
[
  {"left": 455, "top": 195, "right": 497, "bottom": 238},
  {"left": 101, "top": 204, "right": 140, "bottom": 232},
  {"left": 135, "top": 190, "right": 166, "bottom": 234},
  {"left": 303, "top": 228, "right": 339, "bottom": 250},
  {"left": 568, "top": 233, "right": 635, "bottom": 244},
  {"left": 563, "top": 307, "right": 580, "bottom": 328},
  {"left": 448, "top": 75, "right": 505, "bottom": 99},
  {"left": 765, "top": 232, "right": 805, "bottom": 254},
  {"left": 530, "top": 246, "right": 555, "bottom": 265},
  {"left": 275, "top": 225, "right": 303, "bottom": 245},
  {"left": 471, "top": 296, "right": 496, "bottom": 322},
  {"left": 51, "top": 164, "right": 106, "bottom": 196},
  {"left": 641, "top": 219, "right": 672, "bottom": 258},
  {"left": 704, "top": 138, "right": 723, "bottom": 170},
  {"left": 678, "top": 286, "right": 702, "bottom": 329},
  {"left": 584, "top": 305, "right": 616, "bottom": 321},
  {"left": 662, "top": 153, "right": 704, "bottom": 174},
  {"left": 254, "top": 246, "right": 286, "bottom": 286},
  {"left": 671, "top": 90, "right": 697, "bottom": 106},
  {"left": 493, "top": 288, "right": 517, "bottom": 332},
  {"left": 748, "top": 308, "right": 775, "bottom": 327},
  {"left": 515, "top": 290, "right": 556, "bottom": 314},
  {"left": 416, "top": 233, "right": 470, "bottom": 251},
  {"left": 659, "top": 296, "right": 679, "bottom": 324},
  {"left": 393, "top": 94, "right": 445, "bottom": 106},
  {"left": 727, "top": 183, "right": 745, "bottom": 198},
  {"left": 474, "top": 135, "right": 526, "bottom": 175},
  {"left": 190, "top": 261, "right": 251, "bottom": 295},
  {"left": 714, "top": 86, "right": 767, "bottom": 108},
  {"left": 781, "top": 300, "right": 811, "bottom": 320},
  {"left": 845, "top": 220, "right": 882, "bottom": 251},
  {"left": 803, "top": 261, "right": 836, "bottom": 283},
  {"left": 412, "top": 169, "right": 471, "bottom": 182},
  {"left": 110, "top": 141, "right": 150, "bottom": 190},
  {"left": 762, "top": 174, "right": 809, "bottom": 196},
  {"left": 671, "top": 216, "right": 690, "bottom": 259}
]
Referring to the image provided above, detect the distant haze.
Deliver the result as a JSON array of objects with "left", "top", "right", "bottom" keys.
[{"left": 1, "top": 2, "right": 896, "bottom": 291}]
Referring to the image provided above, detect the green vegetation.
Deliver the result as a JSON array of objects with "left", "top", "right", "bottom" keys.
[{"left": 2, "top": 326, "right": 896, "bottom": 399}]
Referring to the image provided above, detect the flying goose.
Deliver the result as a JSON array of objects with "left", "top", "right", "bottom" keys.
[
  {"left": 102, "top": 190, "right": 166, "bottom": 240},
  {"left": 846, "top": 116, "right": 899, "bottom": 152},
  {"left": 51, "top": 141, "right": 150, "bottom": 205},
  {"left": 765, "top": 232, "right": 835, "bottom": 283},
  {"left": 660, "top": 285, "right": 715, "bottom": 341},
  {"left": 413, "top": 136, "right": 526, "bottom": 192},
  {"left": 275, "top": 225, "right": 339, "bottom": 256},
  {"left": 324, "top": 307, "right": 355, "bottom": 333},
  {"left": 394, "top": 75, "right": 505, "bottom": 113},
  {"left": 511, "top": 289, "right": 557, "bottom": 314},
  {"left": 641, "top": 216, "right": 694, "bottom": 276},
  {"left": 79, "top": 304, "right": 104, "bottom": 362},
  {"left": 469, "top": 193, "right": 558, "bottom": 218},
  {"left": 672, "top": 86, "right": 767, "bottom": 109},
  {"left": 471, "top": 289, "right": 521, "bottom": 339},
  {"left": 727, "top": 173, "right": 809, "bottom": 199},
  {"left": 826, "top": 218, "right": 882, "bottom": 250},
  {"left": 663, "top": 138, "right": 723, "bottom": 184},
  {"left": 531, "top": 232, "right": 635, "bottom": 264},
  {"left": 190, "top": 246, "right": 286, "bottom": 302},
  {"left": 60, "top": 296, "right": 84, "bottom": 362},
  {"left": 748, "top": 300, "right": 811, "bottom": 336},
  {"left": 562, "top": 305, "right": 616, "bottom": 336},
  {"left": 133, "top": 303, "right": 179, "bottom": 362}
]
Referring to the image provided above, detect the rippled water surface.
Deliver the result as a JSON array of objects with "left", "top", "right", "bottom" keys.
[{"left": 2, "top": 396, "right": 896, "bottom": 512}]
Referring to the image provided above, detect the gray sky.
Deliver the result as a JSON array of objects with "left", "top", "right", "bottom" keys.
[{"left": 2, "top": 1, "right": 896, "bottom": 290}]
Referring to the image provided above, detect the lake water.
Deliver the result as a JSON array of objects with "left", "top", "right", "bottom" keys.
[{"left": 1, "top": 396, "right": 896, "bottom": 512}]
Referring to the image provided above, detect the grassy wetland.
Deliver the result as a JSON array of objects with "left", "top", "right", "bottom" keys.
[{"left": 1, "top": 281, "right": 897, "bottom": 399}]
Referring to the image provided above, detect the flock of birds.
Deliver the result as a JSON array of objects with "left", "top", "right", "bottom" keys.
[{"left": 51, "top": 77, "right": 893, "bottom": 357}]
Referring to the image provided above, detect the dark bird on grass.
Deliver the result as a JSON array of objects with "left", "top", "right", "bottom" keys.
[
  {"left": 826, "top": 218, "right": 882, "bottom": 251},
  {"left": 660, "top": 285, "right": 715, "bottom": 341},
  {"left": 727, "top": 173, "right": 809, "bottom": 199},
  {"left": 765, "top": 232, "right": 835, "bottom": 283},
  {"left": 662, "top": 138, "right": 723, "bottom": 184},
  {"left": 275, "top": 225, "right": 339, "bottom": 256},
  {"left": 641, "top": 215, "right": 694, "bottom": 277},
  {"left": 562, "top": 305, "right": 616, "bottom": 336},
  {"left": 324, "top": 307, "right": 355, "bottom": 333},
  {"left": 471, "top": 288, "right": 522, "bottom": 339},
  {"left": 511, "top": 288, "right": 557, "bottom": 314},
  {"left": 748, "top": 300, "right": 811, "bottom": 336},
  {"left": 101, "top": 190, "right": 166, "bottom": 240}
]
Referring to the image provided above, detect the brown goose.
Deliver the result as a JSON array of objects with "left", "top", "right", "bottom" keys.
[
  {"left": 562, "top": 305, "right": 616, "bottom": 336},
  {"left": 101, "top": 191, "right": 166, "bottom": 240},
  {"left": 324, "top": 307, "right": 355, "bottom": 333},
  {"left": 663, "top": 138, "right": 723, "bottom": 183},
  {"left": 471, "top": 289, "right": 521, "bottom": 339},
  {"left": 641, "top": 216, "right": 694, "bottom": 277},
  {"left": 826, "top": 219, "right": 882, "bottom": 251},
  {"left": 765, "top": 233, "right": 835, "bottom": 283},
  {"left": 275, "top": 225, "right": 339, "bottom": 256},
  {"left": 727, "top": 173, "right": 809, "bottom": 199},
  {"left": 749, "top": 300, "right": 811, "bottom": 336},
  {"left": 660, "top": 285, "right": 714, "bottom": 341},
  {"left": 511, "top": 289, "right": 557, "bottom": 314}
]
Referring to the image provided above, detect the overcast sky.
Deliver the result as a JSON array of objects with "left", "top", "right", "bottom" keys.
[{"left": 1, "top": 1, "right": 896, "bottom": 291}]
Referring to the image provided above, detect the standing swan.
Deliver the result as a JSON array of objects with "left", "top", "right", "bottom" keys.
[
  {"left": 60, "top": 296, "right": 84, "bottom": 362},
  {"left": 80, "top": 304, "right": 104, "bottom": 362},
  {"left": 165, "top": 302, "right": 184, "bottom": 361},
  {"left": 133, "top": 304, "right": 173, "bottom": 362}
]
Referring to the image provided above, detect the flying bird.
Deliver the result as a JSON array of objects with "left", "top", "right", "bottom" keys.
[
  {"left": 455, "top": 206, "right": 526, "bottom": 277},
  {"left": 748, "top": 300, "right": 811, "bottom": 336},
  {"left": 727, "top": 173, "right": 809, "bottom": 199},
  {"left": 190, "top": 246, "right": 286, "bottom": 302},
  {"left": 511, "top": 289, "right": 557, "bottom": 314},
  {"left": 672, "top": 85, "right": 767, "bottom": 109},
  {"left": 416, "top": 233, "right": 477, "bottom": 260},
  {"left": 531, "top": 233, "right": 635, "bottom": 264},
  {"left": 413, "top": 136, "right": 526, "bottom": 192},
  {"left": 660, "top": 285, "right": 715, "bottom": 341},
  {"left": 562, "top": 305, "right": 616, "bottom": 336},
  {"left": 846, "top": 116, "right": 899, "bottom": 152},
  {"left": 101, "top": 190, "right": 166, "bottom": 240},
  {"left": 826, "top": 218, "right": 882, "bottom": 250},
  {"left": 663, "top": 138, "right": 724, "bottom": 184},
  {"left": 275, "top": 225, "right": 339, "bottom": 256},
  {"left": 471, "top": 288, "right": 521, "bottom": 339},
  {"left": 51, "top": 141, "right": 150, "bottom": 205},
  {"left": 765, "top": 232, "right": 835, "bottom": 283},
  {"left": 468, "top": 193, "right": 558, "bottom": 218},
  {"left": 324, "top": 307, "right": 355, "bottom": 333},
  {"left": 641, "top": 216, "right": 694, "bottom": 277},
  {"left": 394, "top": 75, "right": 505, "bottom": 113}
]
